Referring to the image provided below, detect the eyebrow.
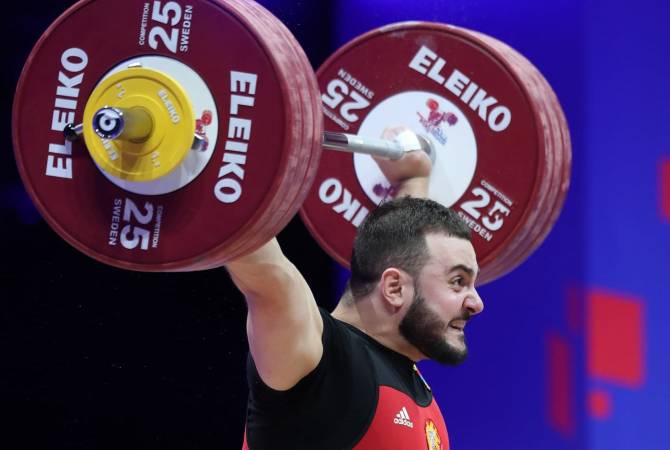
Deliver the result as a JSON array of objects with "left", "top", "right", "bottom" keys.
[{"left": 448, "top": 264, "right": 479, "bottom": 279}]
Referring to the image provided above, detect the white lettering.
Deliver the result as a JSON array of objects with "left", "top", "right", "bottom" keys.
[
  {"left": 231, "top": 71, "right": 257, "bottom": 95},
  {"left": 56, "top": 72, "right": 84, "bottom": 97},
  {"left": 121, "top": 224, "right": 151, "bottom": 250},
  {"left": 321, "top": 78, "right": 370, "bottom": 124},
  {"left": 214, "top": 178, "right": 241, "bottom": 203},
  {"left": 322, "top": 107, "right": 349, "bottom": 131},
  {"left": 480, "top": 179, "right": 513, "bottom": 207},
  {"left": 118, "top": 198, "right": 155, "bottom": 251},
  {"left": 332, "top": 189, "right": 362, "bottom": 221},
  {"left": 488, "top": 105, "right": 512, "bottom": 132},
  {"left": 51, "top": 110, "right": 74, "bottom": 132},
  {"left": 157, "top": 89, "right": 181, "bottom": 123},
  {"left": 336, "top": 68, "right": 375, "bottom": 100},
  {"left": 45, "top": 154, "right": 72, "bottom": 179},
  {"left": 468, "top": 89, "right": 498, "bottom": 121},
  {"left": 322, "top": 79, "right": 347, "bottom": 109},
  {"left": 215, "top": 71, "right": 257, "bottom": 204},
  {"left": 445, "top": 69, "right": 469, "bottom": 97},
  {"left": 139, "top": 2, "right": 150, "bottom": 46},
  {"left": 228, "top": 117, "right": 251, "bottom": 140},
  {"left": 179, "top": 6, "right": 192, "bottom": 52},
  {"left": 427, "top": 57, "right": 447, "bottom": 84},
  {"left": 46, "top": 48, "right": 87, "bottom": 179},
  {"left": 230, "top": 94, "right": 254, "bottom": 115},
  {"left": 54, "top": 98, "right": 77, "bottom": 110},
  {"left": 225, "top": 140, "right": 248, "bottom": 153},
  {"left": 48, "top": 143, "right": 71, "bottom": 156},
  {"left": 483, "top": 200, "right": 510, "bottom": 231},
  {"left": 459, "top": 183, "right": 513, "bottom": 238},
  {"left": 319, "top": 178, "right": 342, "bottom": 204},
  {"left": 408, "top": 45, "right": 437, "bottom": 75},
  {"left": 460, "top": 81, "right": 478, "bottom": 104},
  {"left": 46, "top": 143, "right": 73, "bottom": 178},
  {"left": 151, "top": 205, "right": 164, "bottom": 248},
  {"left": 46, "top": 143, "right": 73, "bottom": 179},
  {"left": 408, "top": 46, "right": 511, "bottom": 132},
  {"left": 61, "top": 48, "right": 88, "bottom": 72},
  {"left": 457, "top": 211, "right": 493, "bottom": 242},
  {"left": 218, "top": 152, "right": 246, "bottom": 179},
  {"left": 318, "top": 178, "right": 369, "bottom": 226},
  {"left": 108, "top": 198, "right": 123, "bottom": 246}
]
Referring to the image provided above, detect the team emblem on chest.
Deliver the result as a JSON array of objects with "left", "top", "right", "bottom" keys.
[{"left": 425, "top": 419, "right": 442, "bottom": 450}]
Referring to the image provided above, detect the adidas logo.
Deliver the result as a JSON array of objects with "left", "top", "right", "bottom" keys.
[{"left": 393, "top": 407, "right": 414, "bottom": 428}]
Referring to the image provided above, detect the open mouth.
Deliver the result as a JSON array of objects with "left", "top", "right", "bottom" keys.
[{"left": 449, "top": 321, "right": 466, "bottom": 332}]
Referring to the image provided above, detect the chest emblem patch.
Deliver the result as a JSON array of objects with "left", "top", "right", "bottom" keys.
[{"left": 425, "top": 419, "right": 442, "bottom": 450}]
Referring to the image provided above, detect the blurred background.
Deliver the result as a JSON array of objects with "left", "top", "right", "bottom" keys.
[{"left": 2, "top": 0, "right": 669, "bottom": 449}]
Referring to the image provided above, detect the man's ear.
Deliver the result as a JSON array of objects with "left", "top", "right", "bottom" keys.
[{"left": 379, "top": 268, "right": 413, "bottom": 312}]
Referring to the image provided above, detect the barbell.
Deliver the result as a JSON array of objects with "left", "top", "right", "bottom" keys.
[{"left": 12, "top": 0, "right": 571, "bottom": 284}]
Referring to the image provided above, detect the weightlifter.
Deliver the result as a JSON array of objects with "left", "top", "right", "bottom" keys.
[
  {"left": 13, "top": 2, "right": 569, "bottom": 448},
  {"left": 226, "top": 130, "right": 484, "bottom": 449}
]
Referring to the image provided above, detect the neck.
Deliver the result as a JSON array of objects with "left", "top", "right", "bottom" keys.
[{"left": 332, "top": 292, "right": 423, "bottom": 362}]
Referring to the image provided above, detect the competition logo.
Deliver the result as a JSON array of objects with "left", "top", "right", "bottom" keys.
[
  {"left": 417, "top": 98, "right": 458, "bottom": 145},
  {"left": 194, "top": 109, "right": 213, "bottom": 151},
  {"left": 353, "top": 91, "right": 477, "bottom": 209},
  {"left": 425, "top": 419, "right": 443, "bottom": 450}
]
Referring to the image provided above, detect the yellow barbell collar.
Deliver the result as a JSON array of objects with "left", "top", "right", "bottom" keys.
[{"left": 82, "top": 66, "right": 195, "bottom": 182}]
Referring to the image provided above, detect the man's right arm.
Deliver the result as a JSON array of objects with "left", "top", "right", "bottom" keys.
[
  {"left": 226, "top": 238, "right": 323, "bottom": 391},
  {"left": 227, "top": 128, "right": 432, "bottom": 391}
]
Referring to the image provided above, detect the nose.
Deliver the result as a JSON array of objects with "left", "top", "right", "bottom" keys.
[{"left": 464, "top": 288, "right": 484, "bottom": 316}]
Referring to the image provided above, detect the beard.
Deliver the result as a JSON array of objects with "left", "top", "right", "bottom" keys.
[{"left": 399, "top": 287, "right": 468, "bottom": 365}]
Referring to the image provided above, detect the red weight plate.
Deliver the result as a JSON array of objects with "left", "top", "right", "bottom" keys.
[
  {"left": 300, "top": 22, "right": 570, "bottom": 284},
  {"left": 194, "top": 6, "right": 323, "bottom": 269},
  {"left": 13, "top": 0, "right": 313, "bottom": 271},
  {"left": 220, "top": 13, "right": 323, "bottom": 263},
  {"left": 474, "top": 31, "right": 571, "bottom": 282},
  {"left": 487, "top": 143, "right": 570, "bottom": 282},
  {"left": 486, "top": 128, "right": 570, "bottom": 283},
  {"left": 185, "top": 0, "right": 322, "bottom": 269}
]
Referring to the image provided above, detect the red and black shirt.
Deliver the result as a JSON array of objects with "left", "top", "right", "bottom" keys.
[{"left": 243, "top": 308, "right": 449, "bottom": 449}]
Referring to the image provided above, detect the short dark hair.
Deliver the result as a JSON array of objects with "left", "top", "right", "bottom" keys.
[{"left": 349, "top": 197, "right": 471, "bottom": 299}]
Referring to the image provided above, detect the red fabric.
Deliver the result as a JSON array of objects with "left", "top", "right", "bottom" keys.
[
  {"left": 242, "top": 386, "right": 449, "bottom": 449},
  {"left": 353, "top": 386, "right": 449, "bottom": 450}
]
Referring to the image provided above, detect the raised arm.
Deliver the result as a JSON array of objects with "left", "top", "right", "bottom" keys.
[
  {"left": 226, "top": 126, "right": 432, "bottom": 391},
  {"left": 375, "top": 126, "right": 432, "bottom": 198},
  {"left": 226, "top": 239, "right": 323, "bottom": 391}
]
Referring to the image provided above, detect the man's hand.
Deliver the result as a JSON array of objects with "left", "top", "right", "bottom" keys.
[{"left": 374, "top": 126, "right": 433, "bottom": 198}]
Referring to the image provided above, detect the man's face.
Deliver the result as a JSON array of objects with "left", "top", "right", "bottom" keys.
[{"left": 399, "top": 233, "right": 484, "bottom": 365}]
